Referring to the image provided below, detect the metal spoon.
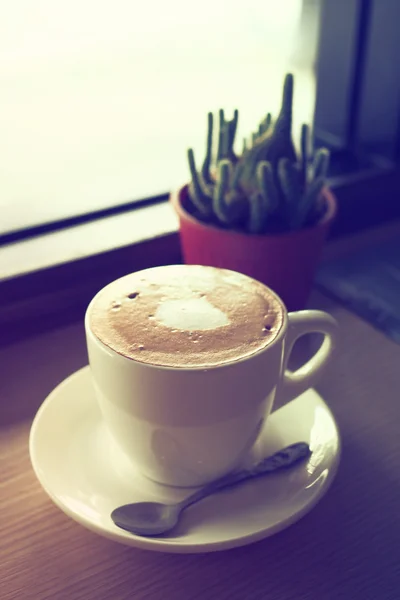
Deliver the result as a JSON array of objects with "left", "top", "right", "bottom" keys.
[{"left": 111, "top": 442, "right": 310, "bottom": 537}]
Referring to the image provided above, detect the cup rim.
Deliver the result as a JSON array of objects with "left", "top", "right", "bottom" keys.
[{"left": 84, "top": 265, "right": 290, "bottom": 372}]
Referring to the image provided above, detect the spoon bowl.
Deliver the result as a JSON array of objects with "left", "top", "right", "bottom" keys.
[{"left": 112, "top": 502, "right": 181, "bottom": 536}]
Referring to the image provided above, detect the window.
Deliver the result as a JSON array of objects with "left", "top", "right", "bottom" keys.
[
  {"left": 314, "top": 0, "right": 400, "bottom": 169},
  {"left": 1, "top": 0, "right": 320, "bottom": 237},
  {"left": 2, "top": 0, "right": 400, "bottom": 344}
]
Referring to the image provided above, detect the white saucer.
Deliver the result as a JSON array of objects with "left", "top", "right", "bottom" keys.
[{"left": 30, "top": 366, "right": 340, "bottom": 554}]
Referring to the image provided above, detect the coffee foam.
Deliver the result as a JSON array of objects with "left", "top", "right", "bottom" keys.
[{"left": 89, "top": 265, "right": 285, "bottom": 368}]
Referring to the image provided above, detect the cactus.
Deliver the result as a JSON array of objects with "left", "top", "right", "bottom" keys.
[
  {"left": 297, "top": 176, "right": 325, "bottom": 227},
  {"left": 212, "top": 160, "right": 232, "bottom": 224},
  {"left": 201, "top": 112, "right": 214, "bottom": 185},
  {"left": 247, "top": 162, "right": 276, "bottom": 234},
  {"left": 278, "top": 158, "right": 302, "bottom": 207},
  {"left": 187, "top": 148, "right": 212, "bottom": 217},
  {"left": 312, "top": 148, "right": 330, "bottom": 179},
  {"left": 238, "top": 74, "right": 297, "bottom": 196},
  {"left": 258, "top": 161, "right": 279, "bottom": 212},
  {"left": 260, "top": 112, "right": 272, "bottom": 136},
  {"left": 217, "top": 109, "right": 239, "bottom": 162},
  {"left": 212, "top": 160, "right": 247, "bottom": 226},
  {"left": 251, "top": 113, "right": 272, "bottom": 145},
  {"left": 300, "top": 123, "right": 309, "bottom": 186},
  {"left": 186, "top": 73, "right": 330, "bottom": 234}
]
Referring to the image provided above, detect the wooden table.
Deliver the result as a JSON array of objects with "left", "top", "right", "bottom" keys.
[{"left": 2, "top": 234, "right": 400, "bottom": 599}]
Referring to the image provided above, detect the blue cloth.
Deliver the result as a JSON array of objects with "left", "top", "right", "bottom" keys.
[{"left": 315, "top": 238, "right": 400, "bottom": 344}]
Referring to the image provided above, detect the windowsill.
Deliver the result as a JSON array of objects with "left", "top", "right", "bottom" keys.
[
  {"left": 2, "top": 165, "right": 400, "bottom": 347},
  {"left": 0, "top": 201, "right": 178, "bottom": 282}
]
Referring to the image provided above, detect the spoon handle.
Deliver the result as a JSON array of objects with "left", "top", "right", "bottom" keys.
[{"left": 179, "top": 442, "right": 310, "bottom": 511}]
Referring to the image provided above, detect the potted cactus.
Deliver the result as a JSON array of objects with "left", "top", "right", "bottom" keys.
[{"left": 171, "top": 74, "right": 337, "bottom": 310}]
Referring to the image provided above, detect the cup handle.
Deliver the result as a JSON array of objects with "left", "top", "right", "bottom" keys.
[{"left": 281, "top": 310, "right": 338, "bottom": 399}]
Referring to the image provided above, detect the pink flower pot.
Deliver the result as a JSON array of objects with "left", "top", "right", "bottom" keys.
[{"left": 171, "top": 184, "right": 337, "bottom": 311}]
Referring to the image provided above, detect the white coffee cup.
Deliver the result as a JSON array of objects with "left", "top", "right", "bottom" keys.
[{"left": 85, "top": 274, "right": 337, "bottom": 487}]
